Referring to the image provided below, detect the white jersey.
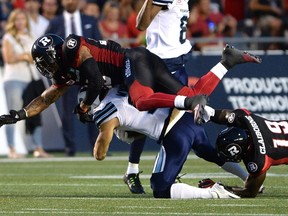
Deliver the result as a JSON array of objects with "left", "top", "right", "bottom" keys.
[
  {"left": 146, "top": 0, "right": 192, "bottom": 59},
  {"left": 93, "top": 88, "right": 170, "bottom": 141}
]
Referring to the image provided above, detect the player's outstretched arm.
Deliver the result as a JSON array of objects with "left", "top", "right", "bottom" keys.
[
  {"left": 230, "top": 172, "right": 266, "bottom": 198},
  {"left": 94, "top": 118, "right": 119, "bottom": 160},
  {"left": 0, "top": 85, "right": 68, "bottom": 128}
]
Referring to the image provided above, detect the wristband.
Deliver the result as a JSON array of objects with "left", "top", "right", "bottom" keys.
[{"left": 17, "top": 109, "right": 28, "bottom": 120}]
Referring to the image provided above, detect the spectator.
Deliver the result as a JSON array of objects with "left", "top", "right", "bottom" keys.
[
  {"left": 118, "top": 0, "right": 133, "bottom": 23},
  {"left": 40, "top": 0, "right": 61, "bottom": 20},
  {"left": 99, "top": 0, "right": 128, "bottom": 46},
  {"left": 249, "top": 0, "right": 284, "bottom": 50},
  {"left": 188, "top": 0, "right": 237, "bottom": 51},
  {"left": 24, "top": 0, "right": 49, "bottom": 40},
  {"left": 1, "top": 9, "right": 51, "bottom": 158},
  {"left": 82, "top": 0, "right": 100, "bottom": 19},
  {"left": 45, "top": 0, "right": 102, "bottom": 157},
  {"left": 126, "top": 0, "right": 145, "bottom": 48}
]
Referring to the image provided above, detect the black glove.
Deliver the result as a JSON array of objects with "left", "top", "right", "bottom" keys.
[
  {"left": 0, "top": 109, "right": 27, "bottom": 127},
  {"left": 198, "top": 178, "right": 215, "bottom": 188},
  {"left": 73, "top": 104, "right": 94, "bottom": 124}
]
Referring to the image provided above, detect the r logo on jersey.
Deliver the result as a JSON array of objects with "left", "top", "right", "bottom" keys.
[
  {"left": 67, "top": 38, "right": 77, "bottom": 49},
  {"left": 227, "top": 113, "right": 235, "bottom": 123},
  {"left": 247, "top": 162, "right": 258, "bottom": 173}
]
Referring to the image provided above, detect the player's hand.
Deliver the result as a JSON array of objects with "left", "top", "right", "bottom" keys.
[
  {"left": 73, "top": 104, "right": 94, "bottom": 124},
  {"left": 0, "top": 110, "right": 25, "bottom": 127}
]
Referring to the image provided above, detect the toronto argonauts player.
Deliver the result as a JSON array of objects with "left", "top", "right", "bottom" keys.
[
  {"left": 92, "top": 86, "right": 240, "bottom": 199},
  {"left": 122, "top": 0, "right": 250, "bottom": 194}
]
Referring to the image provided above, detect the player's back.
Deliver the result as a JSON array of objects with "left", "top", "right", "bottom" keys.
[
  {"left": 146, "top": 0, "right": 191, "bottom": 59},
  {"left": 93, "top": 87, "right": 170, "bottom": 141}
]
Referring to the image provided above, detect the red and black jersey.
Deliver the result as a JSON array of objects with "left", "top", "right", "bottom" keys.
[
  {"left": 230, "top": 109, "right": 288, "bottom": 175},
  {"left": 52, "top": 34, "right": 126, "bottom": 87}
]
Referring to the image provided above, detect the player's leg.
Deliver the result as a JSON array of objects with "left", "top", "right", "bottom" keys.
[
  {"left": 123, "top": 137, "right": 146, "bottom": 194},
  {"left": 150, "top": 113, "right": 240, "bottom": 199},
  {"left": 123, "top": 65, "right": 189, "bottom": 195},
  {"left": 126, "top": 46, "right": 260, "bottom": 111},
  {"left": 151, "top": 113, "right": 194, "bottom": 198}
]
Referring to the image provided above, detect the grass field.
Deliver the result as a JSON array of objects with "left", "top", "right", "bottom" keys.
[{"left": 0, "top": 152, "right": 288, "bottom": 216}]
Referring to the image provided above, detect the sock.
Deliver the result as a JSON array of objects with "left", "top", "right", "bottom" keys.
[
  {"left": 174, "top": 95, "right": 186, "bottom": 109},
  {"left": 170, "top": 183, "right": 213, "bottom": 199},
  {"left": 126, "top": 162, "right": 139, "bottom": 174},
  {"left": 221, "top": 162, "right": 248, "bottom": 182},
  {"left": 210, "top": 62, "right": 228, "bottom": 79}
]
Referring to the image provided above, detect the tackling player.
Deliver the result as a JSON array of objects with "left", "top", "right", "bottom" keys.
[{"left": 201, "top": 106, "right": 288, "bottom": 197}]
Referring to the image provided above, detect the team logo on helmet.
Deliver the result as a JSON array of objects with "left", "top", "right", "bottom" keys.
[
  {"left": 38, "top": 36, "right": 53, "bottom": 47},
  {"left": 226, "top": 144, "right": 241, "bottom": 157},
  {"left": 67, "top": 38, "right": 77, "bottom": 49}
]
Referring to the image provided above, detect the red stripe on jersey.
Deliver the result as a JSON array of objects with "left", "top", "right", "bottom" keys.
[
  {"left": 261, "top": 155, "right": 288, "bottom": 174},
  {"left": 241, "top": 108, "right": 251, "bottom": 115},
  {"left": 81, "top": 38, "right": 124, "bottom": 68}
]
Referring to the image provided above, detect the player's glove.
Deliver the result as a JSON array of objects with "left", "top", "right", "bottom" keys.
[
  {"left": 198, "top": 178, "right": 216, "bottom": 188},
  {"left": 73, "top": 104, "right": 94, "bottom": 124},
  {"left": 0, "top": 109, "right": 27, "bottom": 127}
]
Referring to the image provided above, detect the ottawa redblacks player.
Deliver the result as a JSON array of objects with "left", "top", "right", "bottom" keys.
[
  {"left": 0, "top": 33, "right": 260, "bottom": 128},
  {"left": 201, "top": 106, "right": 288, "bottom": 197}
]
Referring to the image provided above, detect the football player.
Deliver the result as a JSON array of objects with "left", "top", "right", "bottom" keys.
[
  {"left": 201, "top": 106, "right": 288, "bottom": 197},
  {"left": 92, "top": 86, "right": 240, "bottom": 199},
  {"left": 0, "top": 33, "right": 260, "bottom": 130}
]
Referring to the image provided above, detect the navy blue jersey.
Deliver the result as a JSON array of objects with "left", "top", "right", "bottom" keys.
[{"left": 229, "top": 109, "right": 288, "bottom": 175}]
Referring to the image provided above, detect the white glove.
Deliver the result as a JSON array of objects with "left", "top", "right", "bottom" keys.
[
  {"left": 202, "top": 105, "right": 215, "bottom": 123},
  {"left": 114, "top": 129, "right": 135, "bottom": 144}
]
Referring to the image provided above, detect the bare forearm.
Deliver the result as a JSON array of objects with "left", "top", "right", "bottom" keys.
[
  {"left": 24, "top": 96, "right": 50, "bottom": 117},
  {"left": 229, "top": 186, "right": 258, "bottom": 198},
  {"left": 25, "top": 85, "right": 67, "bottom": 117}
]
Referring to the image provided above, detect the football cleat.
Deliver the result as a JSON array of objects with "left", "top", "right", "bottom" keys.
[
  {"left": 210, "top": 183, "right": 240, "bottom": 199},
  {"left": 221, "top": 44, "right": 262, "bottom": 70},
  {"left": 123, "top": 171, "right": 145, "bottom": 194}
]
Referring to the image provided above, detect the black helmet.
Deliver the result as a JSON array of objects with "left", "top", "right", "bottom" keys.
[
  {"left": 216, "top": 127, "right": 249, "bottom": 162},
  {"left": 31, "top": 34, "right": 64, "bottom": 79}
]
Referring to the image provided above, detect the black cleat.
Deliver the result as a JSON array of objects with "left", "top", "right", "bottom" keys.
[
  {"left": 221, "top": 44, "right": 262, "bottom": 70},
  {"left": 123, "top": 172, "right": 145, "bottom": 194},
  {"left": 184, "top": 94, "right": 208, "bottom": 124}
]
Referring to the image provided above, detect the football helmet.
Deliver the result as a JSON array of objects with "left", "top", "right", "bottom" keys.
[
  {"left": 31, "top": 34, "right": 64, "bottom": 79},
  {"left": 216, "top": 127, "right": 249, "bottom": 162}
]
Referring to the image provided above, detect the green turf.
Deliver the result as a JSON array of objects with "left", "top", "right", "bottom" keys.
[{"left": 0, "top": 151, "right": 288, "bottom": 216}]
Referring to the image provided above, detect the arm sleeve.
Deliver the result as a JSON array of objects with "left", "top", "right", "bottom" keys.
[
  {"left": 80, "top": 58, "right": 104, "bottom": 106},
  {"left": 210, "top": 109, "right": 248, "bottom": 128}
]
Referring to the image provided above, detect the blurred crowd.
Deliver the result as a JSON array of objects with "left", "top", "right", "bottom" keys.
[
  {"left": 0, "top": 0, "right": 288, "bottom": 158},
  {"left": 0, "top": 0, "right": 288, "bottom": 52}
]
